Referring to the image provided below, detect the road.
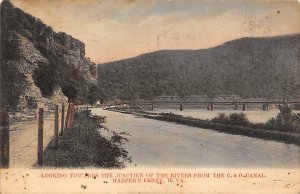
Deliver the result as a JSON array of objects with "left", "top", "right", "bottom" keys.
[
  {"left": 92, "top": 108, "right": 300, "bottom": 168},
  {"left": 9, "top": 113, "right": 56, "bottom": 168}
]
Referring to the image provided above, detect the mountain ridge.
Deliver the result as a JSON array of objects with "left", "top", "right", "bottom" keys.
[
  {"left": 97, "top": 33, "right": 300, "bottom": 101},
  {"left": 99, "top": 33, "right": 300, "bottom": 65}
]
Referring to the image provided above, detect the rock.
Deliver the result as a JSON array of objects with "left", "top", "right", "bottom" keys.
[{"left": 1, "top": 0, "right": 96, "bottom": 111}]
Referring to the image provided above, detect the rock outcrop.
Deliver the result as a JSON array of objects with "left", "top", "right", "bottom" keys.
[{"left": 1, "top": 0, "right": 97, "bottom": 112}]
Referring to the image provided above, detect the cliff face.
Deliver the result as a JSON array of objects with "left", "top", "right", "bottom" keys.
[{"left": 1, "top": 0, "right": 97, "bottom": 112}]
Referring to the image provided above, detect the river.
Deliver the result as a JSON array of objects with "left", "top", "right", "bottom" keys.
[{"left": 91, "top": 108, "right": 299, "bottom": 168}]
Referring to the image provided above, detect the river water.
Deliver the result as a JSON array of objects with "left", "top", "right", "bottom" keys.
[{"left": 91, "top": 108, "right": 299, "bottom": 168}]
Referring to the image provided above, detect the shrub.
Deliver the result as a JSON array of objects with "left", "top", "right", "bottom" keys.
[
  {"left": 212, "top": 112, "right": 250, "bottom": 126},
  {"left": 228, "top": 113, "right": 250, "bottom": 126},
  {"left": 211, "top": 113, "right": 229, "bottom": 123},
  {"left": 160, "top": 112, "right": 183, "bottom": 118},
  {"left": 266, "top": 102, "right": 300, "bottom": 132}
]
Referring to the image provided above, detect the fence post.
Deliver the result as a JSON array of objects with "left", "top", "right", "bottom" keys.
[
  {"left": 65, "top": 103, "right": 71, "bottom": 130},
  {"left": 54, "top": 105, "right": 59, "bottom": 149},
  {"left": 0, "top": 112, "right": 9, "bottom": 168},
  {"left": 37, "top": 108, "right": 43, "bottom": 166},
  {"left": 66, "top": 103, "right": 75, "bottom": 130},
  {"left": 70, "top": 103, "right": 75, "bottom": 126},
  {"left": 60, "top": 103, "right": 65, "bottom": 136}
]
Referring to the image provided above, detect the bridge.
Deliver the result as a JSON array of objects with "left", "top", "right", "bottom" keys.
[{"left": 139, "top": 100, "right": 300, "bottom": 111}]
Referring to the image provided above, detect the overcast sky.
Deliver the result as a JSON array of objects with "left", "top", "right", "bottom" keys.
[{"left": 10, "top": 0, "right": 300, "bottom": 63}]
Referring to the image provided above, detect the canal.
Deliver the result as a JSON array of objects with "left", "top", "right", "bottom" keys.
[{"left": 91, "top": 108, "right": 299, "bottom": 168}]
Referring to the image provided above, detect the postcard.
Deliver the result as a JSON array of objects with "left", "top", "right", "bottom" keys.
[{"left": 0, "top": 0, "right": 299, "bottom": 193}]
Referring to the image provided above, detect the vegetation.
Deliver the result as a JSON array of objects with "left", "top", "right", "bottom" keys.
[
  {"left": 43, "top": 112, "right": 130, "bottom": 168},
  {"left": 97, "top": 34, "right": 300, "bottom": 101},
  {"left": 211, "top": 113, "right": 250, "bottom": 126},
  {"left": 210, "top": 104, "right": 300, "bottom": 133},
  {"left": 0, "top": 61, "right": 27, "bottom": 111},
  {"left": 33, "top": 42, "right": 91, "bottom": 100},
  {"left": 265, "top": 102, "right": 300, "bottom": 132}
]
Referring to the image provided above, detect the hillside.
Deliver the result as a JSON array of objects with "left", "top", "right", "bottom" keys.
[
  {"left": 1, "top": 0, "right": 97, "bottom": 112},
  {"left": 97, "top": 34, "right": 300, "bottom": 101}
]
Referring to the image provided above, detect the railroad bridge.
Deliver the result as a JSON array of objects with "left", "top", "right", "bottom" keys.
[{"left": 140, "top": 95, "right": 299, "bottom": 111}]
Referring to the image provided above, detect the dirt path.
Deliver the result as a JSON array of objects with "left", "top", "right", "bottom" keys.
[{"left": 9, "top": 113, "right": 58, "bottom": 168}]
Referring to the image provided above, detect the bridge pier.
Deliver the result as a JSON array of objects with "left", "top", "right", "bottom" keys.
[
  {"left": 151, "top": 103, "right": 155, "bottom": 111},
  {"left": 242, "top": 104, "right": 246, "bottom": 111},
  {"left": 180, "top": 103, "right": 184, "bottom": 111},
  {"left": 263, "top": 104, "right": 269, "bottom": 111},
  {"left": 234, "top": 104, "right": 239, "bottom": 110},
  {"left": 210, "top": 103, "right": 214, "bottom": 111}
]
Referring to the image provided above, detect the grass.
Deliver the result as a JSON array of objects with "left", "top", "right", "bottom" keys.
[{"left": 42, "top": 111, "right": 130, "bottom": 168}]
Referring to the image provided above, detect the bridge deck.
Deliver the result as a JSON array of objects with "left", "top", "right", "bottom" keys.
[{"left": 140, "top": 101, "right": 300, "bottom": 105}]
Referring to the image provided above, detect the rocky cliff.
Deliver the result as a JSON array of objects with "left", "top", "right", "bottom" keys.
[{"left": 1, "top": 0, "right": 97, "bottom": 112}]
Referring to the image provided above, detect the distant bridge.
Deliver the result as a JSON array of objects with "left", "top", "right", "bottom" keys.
[{"left": 137, "top": 100, "right": 300, "bottom": 111}]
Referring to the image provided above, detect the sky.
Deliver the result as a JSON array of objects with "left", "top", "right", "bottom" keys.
[{"left": 9, "top": 0, "right": 300, "bottom": 63}]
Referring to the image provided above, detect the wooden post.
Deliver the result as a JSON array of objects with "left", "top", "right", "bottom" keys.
[
  {"left": 66, "top": 103, "right": 75, "bottom": 129},
  {"left": 86, "top": 104, "right": 89, "bottom": 116},
  {"left": 70, "top": 103, "right": 75, "bottom": 126},
  {"left": 210, "top": 103, "right": 214, "bottom": 111},
  {"left": 65, "top": 103, "right": 71, "bottom": 130},
  {"left": 60, "top": 103, "right": 65, "bottom": 136},
  {"left": 234, "top": 104, "right": 239, "bottom": 110},
  {"left": 37, "top": 108, "right": 43, "bottom": 166},
  {"left": 207, "top": 104, "right": 210, "bottom": 111},
  {"left": 0, "top": 112, "right": 9, "bottom": 168},
  {"left": 263, "top": 104, "right": 266, "bottom": 111},
  {"left": 180, "top": 103, "right": 183, "bottom": 111},
  {"left": 54, "top": 105, "right": 59, "bottom": 149},
  {"left": 242, "top": 104, "right": 246, "bottom": 111}
]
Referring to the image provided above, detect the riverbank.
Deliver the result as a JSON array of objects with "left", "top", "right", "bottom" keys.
[
  {"left": 42, "top": 111, "right": 130, "bottom": 168},
  {"left": 106, "top": 108, "right": 300, "bottom": 146}
]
